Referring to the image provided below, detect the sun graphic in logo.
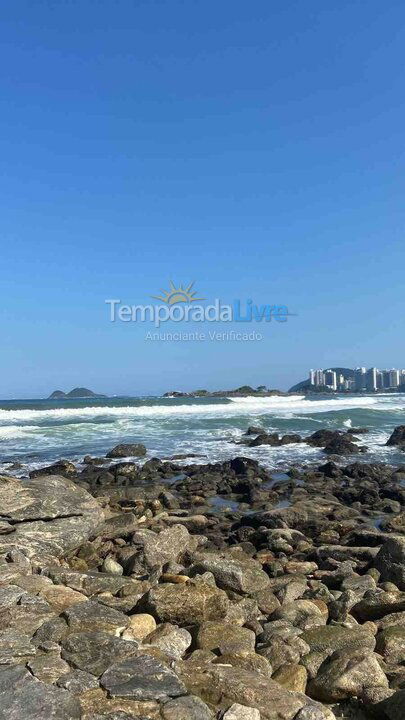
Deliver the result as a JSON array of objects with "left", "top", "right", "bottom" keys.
[{"left": 152, "top": 281, "right": 205, "bottom": 305}]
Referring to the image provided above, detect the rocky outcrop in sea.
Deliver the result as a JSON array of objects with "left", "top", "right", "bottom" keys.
[{"left": 1, "top": 428, "right": 405, "bottom": 718}]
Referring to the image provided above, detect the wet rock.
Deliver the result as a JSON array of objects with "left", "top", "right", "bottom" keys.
[
  {"left": 386, "top": 425, "right": 405, "bottom": 446},
  {"left": 160, "top": 694, "right": 214, "bottom": 719},
  {"left": 0, "top": 664, "right": 81, "bottom": 719},
  {"left": 100, "top": 653, "right": 186, "bottom": 700},
  {"left": 30, "top": 459, "right": 77, "bottom": 478},
  {"left": 61, "top": 632, "right": 139, "bottom": 676},
  {"left": 145, "top": 582, "right": 229, "bottom": 625},
  {"left": 323, "top": 436, "right": 363, "bottom": 455},
  {"left": 106, "top": 444, "right": 147, "bottom": 458}
]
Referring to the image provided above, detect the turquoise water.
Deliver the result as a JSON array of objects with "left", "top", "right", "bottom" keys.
[{"left": 0, "top": 393, "right": 404, "bottom": 474}]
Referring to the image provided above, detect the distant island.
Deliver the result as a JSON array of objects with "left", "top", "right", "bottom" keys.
[
  {"left": 48, "top": 387, "right": 107, "bottom": 399},
  {"left": 163, "top": 385, "right": 288, "bottom": 398}
]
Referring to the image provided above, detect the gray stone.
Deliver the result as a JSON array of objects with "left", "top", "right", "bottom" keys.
[
  {"left": 100, "top": 653, "right": 186, "bottom": 700},
  {"left": 131, "top": 524, "right": 190, "bottom": 570},
  {"left": 61, "top": 631, "right": 139, "bottom": 676},
  {"left": 27, "top": 653, "right": 70, "bottom": 683},
  {"left": 0, "top": 474, "right": 104, "bottom": 560},
  {"left": 161, "top": 695, "right": 214, "bottom": 719},
  {"left": 0, "top": 629, "right": 36, "bottom": 664},
  {"left": 145, "top": 623, "right": 192, "bottom": 659},
  {"left": 196, "top": 621, "right": 255, "bottom": 654},
  {"left": 0, "top": 664, "right": 81, "bottom": 719},
  {"left": 192, "top": 551, "right": 270, "bottom": 594},
  {"left": 64, "top": 600, "right": 129, "bottom": 635},
  {"left": 57, "top": 669, "right": 100, "bottom": 693}
]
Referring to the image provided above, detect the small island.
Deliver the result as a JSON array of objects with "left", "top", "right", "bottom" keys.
[
  {"left": 48, "top": 387, "right": 106, "bottom": 399},
  {"left": 163, "top": 385, "right": 288, "bottom": 398}
]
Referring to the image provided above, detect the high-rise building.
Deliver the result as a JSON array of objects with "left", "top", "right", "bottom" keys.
[
  {"left": 324, "top": 369, "right": 337, "bottom": 390},
  {"left": 389, "top": 369, "right": 400, "bottom": 388},
  {"left": 366, "top": 367, "right": 378, "bottom": 392},
  {"left": 376, "top": 370, "right": 384, "bottom": 390},
  {"left": 355, "top": 367, "right": 366, "bottom": 391},
  {"left": 309, "top": 369, "right": 315, "bottom": 386}
]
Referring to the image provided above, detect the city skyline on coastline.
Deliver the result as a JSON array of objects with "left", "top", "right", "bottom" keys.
[{"left": 309, "top": 366, "right": 405, "bottom": 392}]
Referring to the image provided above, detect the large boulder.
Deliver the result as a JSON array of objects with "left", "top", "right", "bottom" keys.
[
  {"left": 307, "top": 648, "right": 389, "bottom": 703},
  {"left": 386, "top": 425, "right": 405, "bottom": 446},
  {"left": 191, "top": 551, "right": 270, "bottom": 595},
  {"left": 375, "top": 536, "right": 405, "bottom": 590},
  {"left": 145, "top": 582, "right": 229, "bottom": 625},
  {"left": 0, "top": 475, "right": 104, "bottom": 561},
  {"left": 106, "top": 444, "right": 146, "bottom": 458},
  {"left": 100, "top": 653, "right": 186, "bottom": 700},
  {"left": 0, "top": 664, "right": 81, "bottom": 719}
]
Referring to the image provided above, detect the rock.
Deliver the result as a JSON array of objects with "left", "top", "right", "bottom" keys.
[
  {"left": 122, "top": 614, "right": 157, "bottom": 642},
  {"left": 100, "top": 653, "right": 186, "bottom": 700},
  {"left": 161, "top": 694, "right": 214, "bottom": 719},
  {"left": 223, "top": 704, "right": 260, "bottom": 720},
  {"left": 61, "top": 632, "right": 139, "bottom": 676},
  {"left": 323, "top": 437, "right": 362, "bottom": 455},
  {"left": 64, "top": 601, "right": 129, "bottom": 635},
  {"left": 57, "top": 669, "right": 100, "bottom": 693},
  {"left": 376, "top": 688, "right": 405, "bottom": 719},
  {"left": 145, "top": 582, "right": 229, "bottom": 625},
  {"left": 29, "top": 459, "right": 77, "bottom": 478},
  {"left": 27, "top": 653, "right": 71, "bottom": 683},
  {"left": 386, "top": 425, "right": 405, "bottom": 446},
  {"left": 39, "top": 584, "right": 88, "bottom": 614},
  {"left": 248, "top": 433, "right": 280, "bottom": 447},
  {"left": 145, "top": 623, "right": 192, "bottom": 659},
  {"left": 307, "top": 648, "right": 389, "bottom": 702},
  {"left": 375, "top": 626, "right": 405, "bottom": 664},
  {"left": 102, "top": 558, "right": 124, "bottom": 576},
  {"left": 302, "top": 623, "right": 376, "bottom": 651},
  {"left": 131, "top": 525, "right": 190, "bottom": 571},
  {"left": 273, "top": 664, "right": 308, "bottom": 693},
  {"left": 106, "top": 444, "right": 147, "bottom": 458},
  {"left": 352, "top": 589, "right": 405, "bottom": 621},
  {"left": 92, "top": 513, "right": 138, "bottom": 540},
  {"left": 0, "top": 474, "right": 104, "bottom": 560},
  {"left": 213, "top": 651, "right": 272, "bottom": 677},
  {"left": 0, "top": 629, "right": 36, "bottom": 664},
  {"left": 181, "top": 664, "right": 331, "bottom": 720},
  {"left": 307, "top": 430, "right": 342, "bottom": 447},
  {"left": 0, "top": 664, "right": 81, "bottom": 719},
  {"left": 196, "top": 621, "right": 255, "bottom": 654},
  {"left": 271, "top": 600, "right": 327, "bottom": 631},
  {"left": 244, "top": 426, "right": 265, "bottom": 436},
  {"left": 375, "top": 536, "right": 405, "bottom": 590},
  {"left": 191, "top": 552, "right": 270, "bottom": 594}
]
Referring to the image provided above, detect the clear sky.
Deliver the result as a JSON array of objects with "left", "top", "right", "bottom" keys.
[{"left": 1, "top": 0, "right": 404, "bottom": 398}]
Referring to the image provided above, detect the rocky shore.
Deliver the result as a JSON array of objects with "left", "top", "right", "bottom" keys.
[{"left": 1, "top": 427, "right": 405, "bottom": 719}]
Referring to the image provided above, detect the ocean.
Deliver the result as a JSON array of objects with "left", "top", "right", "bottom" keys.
[{"left": 0, "top": 393, "right": 404, "bottom": 476}]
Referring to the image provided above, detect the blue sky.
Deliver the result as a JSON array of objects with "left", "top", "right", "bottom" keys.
[{"left": 1, "top": 0, "right": 404, "bottom": 397}]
